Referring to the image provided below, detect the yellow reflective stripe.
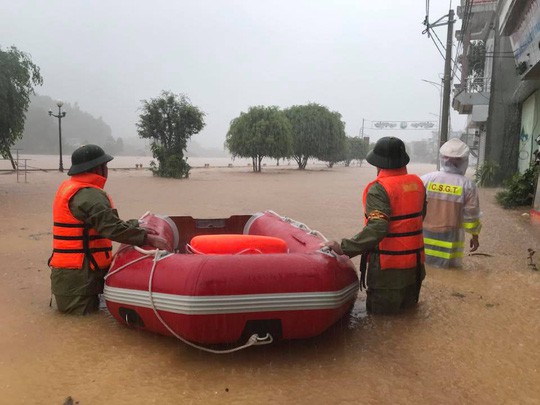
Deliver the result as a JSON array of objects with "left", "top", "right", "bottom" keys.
[
  {"left": 425, "top": 248, "right": 464, "bottom": 259},
  {"left": 462, "top": 220, "right": 481, "bottom": 229},
  {"left": 423, "top": 237, "right": 464, "bottom": 249},
  {"left": 427, "top": 181, "right": 463, "bottom": 196}
]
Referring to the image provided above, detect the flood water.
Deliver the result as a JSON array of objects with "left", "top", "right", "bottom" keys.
[{"left": 0, "top": 162, "right": 538, "bottom": 404}]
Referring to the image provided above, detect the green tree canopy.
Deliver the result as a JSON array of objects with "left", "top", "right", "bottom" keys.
[
  {"left": 284, "top": 103, "right": 347, "bottom": 169},
  {"left": 0, "top": 46, "right": 43, "bottom": 168},
  {"left": 225, "top": 106, "right": 292, "bottom": 172},
  {"left": 137, "top": 91, "right": 205, "bottom": 178}
]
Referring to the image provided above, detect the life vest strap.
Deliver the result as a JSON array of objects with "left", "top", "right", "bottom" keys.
[
  {"left": 53, "top": 221, "right": 89, "bottom": 228},
  {"left": 83, "top": 227, "right": 102, "bottom": 271},
  {"left": 53, "top": 247, "right": 112, "bottom": 254},
  {"left": 53, "top": 234, "right": 106, "bottom": 241},
  {"left": 359, "top": 254, "right": 368, "bottom": 291},
  {"left": 377, "top": 247, "right": 424, "bottom": 255},
  {"left": 389, "top": 211, "right": 423, "bottom": 221},
  {"left": 386, "top": 229, "right": 423, "bottom": 238}
]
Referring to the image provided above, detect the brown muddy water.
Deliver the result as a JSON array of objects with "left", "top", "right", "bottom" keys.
[{"left": 0, "top": 164, "right": 538, "bottom": 404}]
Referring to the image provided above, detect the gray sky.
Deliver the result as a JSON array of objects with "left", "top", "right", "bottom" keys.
[{"left": 2, "top": 0, "right": 465, "bottom": 148}]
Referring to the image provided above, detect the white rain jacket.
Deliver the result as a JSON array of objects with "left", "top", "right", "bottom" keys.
[{"left": 421, "top": 155, "right": 481, "bottom": 268}]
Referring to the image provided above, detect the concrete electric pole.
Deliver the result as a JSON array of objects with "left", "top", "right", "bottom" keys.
[{"left": 440, "top": 9, "right": 454, "bottom": 149}]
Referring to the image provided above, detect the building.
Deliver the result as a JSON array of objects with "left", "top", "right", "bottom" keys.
[{"left": 453, "top": 0, "right": 540, "bottom": 183}]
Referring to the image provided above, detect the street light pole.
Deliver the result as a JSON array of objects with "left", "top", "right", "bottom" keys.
[
  {"left": 49, "top": 101, "right": 66, "bottom": 172},
  {"left": 422, "top": 79, "right": 443, "bottom": 131}
]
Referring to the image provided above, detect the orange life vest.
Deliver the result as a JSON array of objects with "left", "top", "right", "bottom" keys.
[
  {"left": 363, "top": 168, "right": 425, "bottom": 270},
  {"left": 49, "top": 173, "right": 113, "bottom": 271}
]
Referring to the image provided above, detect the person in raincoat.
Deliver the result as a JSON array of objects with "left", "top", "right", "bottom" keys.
[
  {"left": 323, "top": 137, "right": 426, "bottom": 314},
  {"left": 421, "top": 137, "right": 481, "bottom": 268}
]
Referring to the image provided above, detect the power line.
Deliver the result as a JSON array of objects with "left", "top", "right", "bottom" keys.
[
  {"left": 430, "top": 34, "right": 447, "bottom": 60},
  {"left": 423, "top": 10, "right": 462, "bottom": 82}
]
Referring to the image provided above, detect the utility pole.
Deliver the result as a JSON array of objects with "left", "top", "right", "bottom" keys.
[{"left": 440, "top": 9, "right": 454, "bottom": 148}]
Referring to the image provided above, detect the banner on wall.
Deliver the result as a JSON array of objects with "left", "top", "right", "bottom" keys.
[
  {"left": 519, "top": 91, "right": 540, "bottom": 173},
  {"left": 510, "top": 0, "right": 540, "bottom": 76}
]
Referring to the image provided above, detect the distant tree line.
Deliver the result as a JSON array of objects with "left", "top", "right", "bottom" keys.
[
  {"left": 135, "top": 95, "right": 370, "bottom": 178},
  {"left": 225, "top": 103, "right": 368, "bottom": 172},
  {"left": 1, "top": 44, "right": 367, "bottom": 179}
]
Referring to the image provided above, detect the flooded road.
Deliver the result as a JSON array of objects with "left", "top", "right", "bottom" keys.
[{"left": 0, "top": 164, "right": 538, "bottom": 404}]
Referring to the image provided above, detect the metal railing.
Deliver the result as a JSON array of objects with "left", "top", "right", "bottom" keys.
[{"left": 465, "top": 75, "right": 491, "bottom": 93}]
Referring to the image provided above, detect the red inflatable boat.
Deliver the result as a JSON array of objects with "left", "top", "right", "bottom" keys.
[{"left": 104, "top": 211, "right": 359, "bottom": 352}]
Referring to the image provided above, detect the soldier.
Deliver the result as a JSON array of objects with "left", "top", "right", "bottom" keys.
[
  {"left": 323, "top": 137, "right": 426, "bottom": 314},
  {"left": 48, "top": 144, "right": 168, "bottom": 315}
]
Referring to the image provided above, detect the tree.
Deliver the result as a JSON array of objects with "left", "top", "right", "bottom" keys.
[
  {"left": 321, "top": 112, "right": 347, "bottom": 168},
  {"left": 137, "top": 91, "right": 205, "bottom": 178},
  {"left": 225, "top": 106, "right": 292, "bottom": 172},
  {"left": 0, "top": 46, "right": 43, "bottom": 168},
  {"left": 344, "top": 136, "right": 368, "bottom": 166},
  {"left": 284, "top": 103, "right": 347, "bottom": 169}
]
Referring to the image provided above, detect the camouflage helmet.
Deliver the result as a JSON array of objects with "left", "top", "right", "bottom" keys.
[
  {"left": 366, "top": 136, "right": 410, "bottom": 169},
  {"left": 67, "top": 144, "right": 113, "bottom": 175}
]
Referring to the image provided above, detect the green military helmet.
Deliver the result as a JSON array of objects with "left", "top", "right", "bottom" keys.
[
  {"left": 67, "top": 144, "right": 114, "bottom": 175},
  {"left": 366, "top": 136, "right": 410, "bottom": 169}
]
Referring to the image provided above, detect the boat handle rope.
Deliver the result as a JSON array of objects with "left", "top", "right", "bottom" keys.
[
  {"left": 265, "top": 210, "right": 343, "bottom": 259},
  {"left": 145, "top": 248, "right": 274, "bottom": 353},
  {"left": 104, "top": 245, "right": 171, "bottom": 281},
  {"left": 266, "top": 210, "right": 329, "bottom": 242}
]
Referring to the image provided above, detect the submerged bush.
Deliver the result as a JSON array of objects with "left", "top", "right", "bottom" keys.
[
  {"left": 475, "top": 160, "right": 499, "bottom": 187},
  {"left": 149, "top": 145, "right": 190, "bottom": 178},
  {"left": 495, "top": 165, "right": 539, "bottom": 208}
]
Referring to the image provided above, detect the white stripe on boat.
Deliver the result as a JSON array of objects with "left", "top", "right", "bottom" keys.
[{"left": 104, "top": 282, "right": 359, "bottom": 315}]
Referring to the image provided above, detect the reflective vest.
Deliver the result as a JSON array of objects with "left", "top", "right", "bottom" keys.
[
  {"left": 364, "top": 169, "right": 425, "bottom": 270},
  {"left": 49, "top": 173, "right": 113, "bottom": 271},
  {"left": 421, "top": 170, "right": 481, "bottom": 267}
]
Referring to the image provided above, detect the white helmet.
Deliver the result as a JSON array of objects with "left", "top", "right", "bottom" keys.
[{"left": 440, "top": 137, "right": 469, "bottom": 158}]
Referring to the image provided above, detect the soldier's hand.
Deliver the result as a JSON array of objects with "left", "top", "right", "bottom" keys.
[
  {"left": 321, "top": 240, "right": 344, "bottom": 256},
  {"left": 470, "top": 235, "right": 479, "bottom": 252}
]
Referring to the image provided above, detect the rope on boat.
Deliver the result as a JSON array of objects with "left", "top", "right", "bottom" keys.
[
  {"left": 145, "top": 248, "right": 274, "bottom": 354},
  {"left": 104, "top": 246, "right": 152, "bottom": 281},
  {"left": 266, "top": 210, "right": 329, "bottom": 242},
  {"left": 106, "top": 245, "right": 274, "bottom": 353},
  {"left": 265, "top": 210, "right": 338, "bottom": 259}
]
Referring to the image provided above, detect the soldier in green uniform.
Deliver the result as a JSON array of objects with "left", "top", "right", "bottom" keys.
[
  {"left": 49, "top": 145, "right": 168, "bottom": 315},
  {"left": 323, "top": 137, "right": 426, "bottom": 314}
]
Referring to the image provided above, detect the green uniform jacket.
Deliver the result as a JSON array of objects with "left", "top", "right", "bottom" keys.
[
  {"left": 51, "top": 186, "right": 147, "bottom": 297},
  {"left": 340, "top": 182, "right": 426, "bottom": 290}
]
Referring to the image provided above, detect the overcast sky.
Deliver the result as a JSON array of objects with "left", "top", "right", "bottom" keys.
[{"left": 2, "top": 0, "right": 465, "bottom": 148}]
